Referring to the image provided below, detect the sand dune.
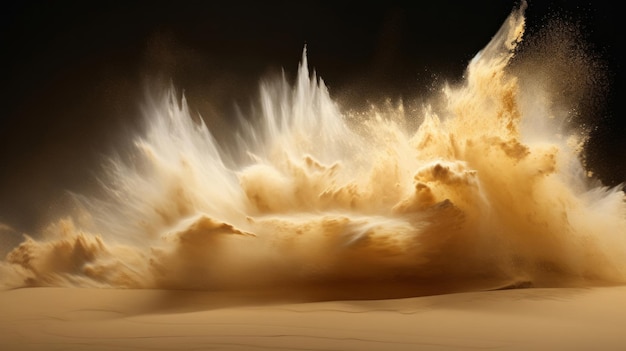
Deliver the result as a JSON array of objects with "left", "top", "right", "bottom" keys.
[{"left": 2, "top": 286, "right": 626, "bottom": 350}]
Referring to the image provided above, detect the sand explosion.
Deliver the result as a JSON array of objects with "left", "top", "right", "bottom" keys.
[{"left": 1, "top": 2, "right": 625, "bottom": 297}]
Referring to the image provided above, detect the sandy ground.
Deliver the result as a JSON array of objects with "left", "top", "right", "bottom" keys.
[{"left": 2, "top": 286, "right": 626, "bottom": 351}]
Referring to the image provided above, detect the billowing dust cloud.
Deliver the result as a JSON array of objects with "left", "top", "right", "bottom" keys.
[{"left": 1, "top": 3, "right": 625, "bottom": 297}]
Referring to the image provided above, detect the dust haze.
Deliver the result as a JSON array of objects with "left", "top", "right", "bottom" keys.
[{"left": 1, "top": 2, "right": 625, "bottom": 300}]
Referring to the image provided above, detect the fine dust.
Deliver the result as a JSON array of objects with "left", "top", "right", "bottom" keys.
[{"left": 1, "top": 2, "right": 625, "bottom": 299}]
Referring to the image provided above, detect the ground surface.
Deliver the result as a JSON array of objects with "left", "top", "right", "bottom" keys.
[{"left": 2, "top": 286, "right": 626, "bottom": 350}]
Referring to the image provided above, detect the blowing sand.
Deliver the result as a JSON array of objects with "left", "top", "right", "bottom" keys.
[
  {"left": 2, "top": 285, "right": 626, "bottom": 350},
  {"left": 2, "top": 3, "right": 625, "bottom": 350}
]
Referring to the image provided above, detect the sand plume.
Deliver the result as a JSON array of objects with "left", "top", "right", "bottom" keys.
[{"left": 1, "top": 2, "right": 625, "bottom": 298}]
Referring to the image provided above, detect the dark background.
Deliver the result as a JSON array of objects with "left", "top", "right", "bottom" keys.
[{"left": 1, "top": 0, "right": 623, "bottom": 234}]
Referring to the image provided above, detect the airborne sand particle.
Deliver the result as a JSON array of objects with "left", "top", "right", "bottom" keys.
[{"left": 1, "top": 1, "right": 624, "bottom": 298}]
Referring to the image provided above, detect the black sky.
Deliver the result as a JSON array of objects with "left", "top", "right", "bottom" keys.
[{"left": 1, "top": 0, "right": 624, "bottom": 233}]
